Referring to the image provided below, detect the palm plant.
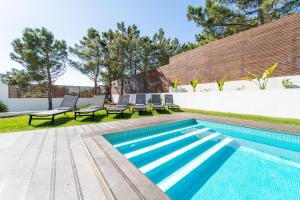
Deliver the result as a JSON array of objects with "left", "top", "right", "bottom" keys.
[
  {"left": 216, "top": 75, "right": 227, "bottom": 91},
  {"left": 189, "top": 79, "right": 199, "bottom": 92},
  {"left": 171, "top": 79, "right": 179, "bottom": 92},
  {"left": 242, "top": 63, "right": 278, "bottom": 90}
]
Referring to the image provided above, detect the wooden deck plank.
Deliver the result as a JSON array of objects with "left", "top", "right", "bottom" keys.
[
  {"left": 25, "top": 128, "right": 55, "bottom": 200},
  {"left": 0, "top": 132, "right": 24, "bottom": 150},
  {"left": 67, "top": 126, "right": 108, "bottom": 200},
  {"left": 80, "top": 125, "right": 141, "bottom": 200},
  {"left": 0, "top": 131, "right": 35, "bottom": 194},
  {"left": 0, "top": 130, "right": 47, "bottom": 200},
  {"left": 92, "top": 132, "right": 170, "bottom": 200},
  {"left": 54, "top": 127, "right": 79, "bottom": 200}
]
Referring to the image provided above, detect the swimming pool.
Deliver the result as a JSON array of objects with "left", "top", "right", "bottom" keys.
[{"left": 104, "top": 119, "right": 300, "bottom": 200}]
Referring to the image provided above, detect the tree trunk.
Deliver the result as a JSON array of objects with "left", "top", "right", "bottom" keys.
[
  {"left": 108, "top": 81, "right": 112, "bottom": 101},
  {"left": 46, "top": 66, "right": 53, "bottom": 110},
  {"left": 120, "top": 78, "right": 124, "bottom": 95},
  {"left": 94, "top": 78, "right": 98, "bottom": 95},
  {"left": 258, "top": 0, "right": 265, "bottom": 25},
  {"left": 94, "top": 63, "right": 100, "bottom": 95}
]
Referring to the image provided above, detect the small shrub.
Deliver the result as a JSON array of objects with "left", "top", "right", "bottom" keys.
[
  {"left": 189, "top": 79, "right": 199, "bottom": 92},
  {"left": 170, "top": 79, "right": 179, "bottom": 92},
  {"left": 216, "top": 75, "right": 227, "bottom": 91},
  {"left": 242, "top": 63, "right": 278, "bottom": 90},
  {"left": 0, "top": 101, "right": 8, "bottom": 112},
  {"left": 282, "top": 79, "right": 293, "bottom": 89}
]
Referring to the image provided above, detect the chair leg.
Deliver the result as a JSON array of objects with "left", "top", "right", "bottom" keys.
[
  {"left": 92, "top": 112, "right": 95, "bottom": 120},
  {"left": 74, "top": 112, "right": 77, "bottom": 120},
  {"left": 122, "top": 111, "right": 124, "bottom": 118},
  {"left": 28, "top": 115, "right": 33, "bottom": 125},
  {"left": 51, "top": 115, "right": 55, "bottom": 125}
]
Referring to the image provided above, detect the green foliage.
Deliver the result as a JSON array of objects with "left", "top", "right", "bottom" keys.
[
  {"left": 187, "top": 0, "right": 300, "bottom": 45},
  {"left": 242, "top": 63, "right": 278, "bottom": 90},
  {"left": 69, "top": 28, "right": 103, "bottom": 95},
  {"left": 171, "top": 79, "right": 179, "bottom": 92},
  {"left": 0, "top": 68, "right": 31, "bottom": 88},
  {"left": 216, "top": 75, "right": 227, "bottom": 91},
  {"left": 101, "top": 23, "right": 184, "bottom": 95},
  {"left": 189, "top": 79, "right": 199, "bottom": 92},
  {"left": 10, "top": 27, "right": 68, "bottom": 109},
  {"left": 282, "top": 79, "right": 293, "bottom": 89},
  {"left": 0, "top": 101, "right": 8, "bottom": 112}
]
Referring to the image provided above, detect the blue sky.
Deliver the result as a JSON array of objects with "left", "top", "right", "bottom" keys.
[{"left": 0, "top": 0, "right": 204, "bottom": 86}]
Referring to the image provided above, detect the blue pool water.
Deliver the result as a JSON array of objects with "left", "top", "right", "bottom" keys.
[{"left": 104, "top": 119, "right": 300, "bottom": 200}]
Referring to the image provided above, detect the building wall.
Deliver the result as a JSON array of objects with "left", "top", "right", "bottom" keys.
[{"left": 112, "top": 13, "right": 300, "bottom": 94}]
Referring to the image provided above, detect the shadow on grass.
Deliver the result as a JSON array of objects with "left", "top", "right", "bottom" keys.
[
  {"left": 155, "top": 109, "right": 172, "bottom": 114},
  {"left": 169, "top": 108, "right": 184, "bottom": 112},
  {"left": 78, "top": 114, "right": 107, "bottom": 122},
  {"left": 136, "top": 110, "right": 154, "bottom": 116},
  {"left": 112, "top": 111, "right": 133, "bottom": 119},
  {"left": 33, "top": 115, "right": 73, "bottom": 128}
]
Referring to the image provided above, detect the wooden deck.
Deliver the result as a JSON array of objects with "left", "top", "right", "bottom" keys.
[{"left": 0, "top": 112, "right": 299, "bottom": 200}]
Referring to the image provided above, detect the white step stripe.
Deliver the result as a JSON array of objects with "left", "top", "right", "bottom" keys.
[
  {"left": 140, "top": 133, "right": 220, "bottom": 173},
  {"left": 158, "top": 138, "right": 233, "bottom": 192},
  {"left": 114, "top": 124, "right": 202, "bottom": 147},
  {"left": 124, "top": 128, "right": 210, "bottom": 159}
]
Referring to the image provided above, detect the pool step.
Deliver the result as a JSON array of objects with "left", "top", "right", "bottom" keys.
[
  {"left": 157, "top": 138, "right": 233, "bottom": 192},
  {"left": 140, "top": 133, "right": 221, "bottom": 173},
  {"left": 114, "top": 124, "right": 202, "bottom": 147},
  {"left": 124, "top": 128, "right": 210, "bottom": 159}
]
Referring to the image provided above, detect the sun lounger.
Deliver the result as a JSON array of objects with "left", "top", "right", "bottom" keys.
[
  {"left": 74, "top": 95, "right": 105, "bottom": 120},
  {"left": 133, "top": 94, "right": 147, "bottom": 112},
  {"left": 106, "top": 95, "right": 130, "bottom": 117},
  {"left": 28, "top": 94, "right": 79, "bottom": 125},
  {"left": 151, "top": 94, "right": 165, "bottom": 110},
  {"left": 165, "top": 94, "right": 180, "bottom": 110}
]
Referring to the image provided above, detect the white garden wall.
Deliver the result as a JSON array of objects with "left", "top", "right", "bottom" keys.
[
  {"left": 171, "top": 75, "right": 300, "bottom": 92},
  {"left": 6, "top": 98, "right": 94, "bottom": 112},
  {"left": 0, "top": 82, "right": 9, "bottom": 105},
  {"left": 112, "top": 89, "right": 300, "bottom": 119},
  {"left": 0, "top": 81, "right": 95, "bottom": 112}
]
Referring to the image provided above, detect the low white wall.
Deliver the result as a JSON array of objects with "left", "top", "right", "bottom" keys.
[
  {"left": 0, "top": 81, "right": 94, "bottom": 112},
  {"left": 171, "top": 89, "right": 300, "bottom": 119},
  {"left": 0, "top": 82, "right": 9, "bottom": 105},
  {"left": 113, "top": 89, "right": 300, "bottom": 119},
  {"left": 7, "top": 98, "right": 94, "bottom": 112}
]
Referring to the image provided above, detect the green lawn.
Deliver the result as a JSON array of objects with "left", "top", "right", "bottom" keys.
[
  {"left": 1, "top": 107, "right": 299, "bottom": 134},
  {"left": 0, "top": 108, "right": 183, "bottom": 133},
  {"left": 184, "top": 108, "right": 300, "bottom": 126}
]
